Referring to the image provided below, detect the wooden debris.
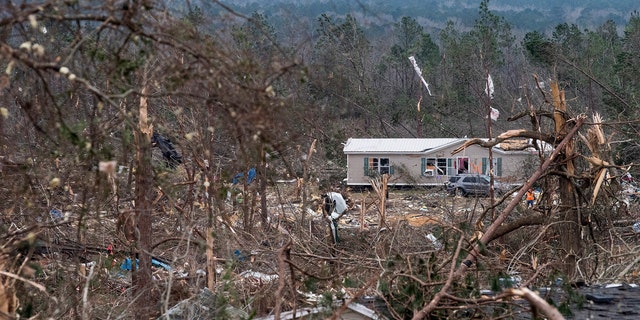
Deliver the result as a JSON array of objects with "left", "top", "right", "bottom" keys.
[
  {"left": 498, "top": 138, "right": 530, "bottom": 151},
  {"left": 370, "top": 174, "right": 389, "bottom": 229}
]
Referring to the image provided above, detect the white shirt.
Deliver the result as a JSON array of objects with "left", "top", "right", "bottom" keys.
[{"left": 325, "top": 192, "right": 347, "bottom": 220}]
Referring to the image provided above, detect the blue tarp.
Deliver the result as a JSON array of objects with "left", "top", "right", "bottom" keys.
[
  {"left": 233, "top": 249, "right": 247, "bottom": 261},
  {"left": 120, "top": 258, "right": 136, "bottom": 271},
  {"left": 50, "top": 209, "right": 63, "bottom": 220},
  {"left": 232, "top": 167, "right": 256, "bottom": 185},
  {"left": 120, "top": 257, "right": 171, "bottom": 271},
  {"left": 247, "top": 167, "right": 256, "bottom": 183}
]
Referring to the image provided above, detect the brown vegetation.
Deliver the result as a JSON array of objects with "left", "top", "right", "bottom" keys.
[{"left": 2, "top": 1, "right": 640, "bottom": 319}]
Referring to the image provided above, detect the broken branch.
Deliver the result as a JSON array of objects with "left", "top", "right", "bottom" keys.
[
  {"left": 413, "top": 115, "right": 586, "bottom": 318},
  {"left": 451, "top": 130, "right": 557, "bottom": 156},
  {"left": 274, "top": 238, "right": 293, "bottom": 320},
  {"left": 508, "top": 287, "right": 564, "bottom": 320}
]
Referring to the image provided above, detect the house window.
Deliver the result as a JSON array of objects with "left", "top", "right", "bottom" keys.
[
  {"left": 364, "top": 157, "right": 393, "bottom": 176},
  {"left": 482, "top": 157, "right": 503, "bottom": 176},
  {"left": 423, "top": 158, "right": 446, "bottom": 176}
]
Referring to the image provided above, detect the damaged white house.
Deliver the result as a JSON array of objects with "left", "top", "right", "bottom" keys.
[{"left": 343, "top": 138, "right": 537, "bottom": 187}]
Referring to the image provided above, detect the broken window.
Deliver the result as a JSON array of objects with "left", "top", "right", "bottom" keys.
[
  {"left": 455, "top": 157, "right": 470, "bottom": 174},
  {"left": 423, "top": 158, "right": 447, "bottom": 176},
  {"left": 364, "top": 157, "right": 393, "bottom": 176},
  {"left": 481, "top": 157, "right": 503, "bottom": 176}
]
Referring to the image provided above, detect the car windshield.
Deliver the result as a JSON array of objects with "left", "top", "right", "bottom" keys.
[{"left": 480, "top": 176, "right": 490, "bottom": 184}]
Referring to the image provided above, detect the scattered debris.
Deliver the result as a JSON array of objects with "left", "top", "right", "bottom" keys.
[
  {"left": 585, "top": 293, "right": 615, "bottom": 304},
  {"left": 239, "top": 270, "right": 278, "bottom": 283},
  {"left": 160, "top": 288, "right": 248, "bottom": 320},
  {"left": 254, "top": 301, "right": 385, "bottom": 320},
  {"left": 426, "top": 233, "right": 443, "bottom": 250},
  {"left": 233, "top": 249, "right": 248, "bottom": 262},
  {"left": 232, "top": 167, "right": 256, "bottom": 185},
  {"left": 120, "top": 257, "right": 172, "bottom": 271},
  {"left": 49, "top": 209, "right": 63, "bottom": 220},
  {"left": 151, "top": 132, "right": 182, "bottom": 168},
  {"left": 497, "top": 275, "right": 521, "bottom": 289}
]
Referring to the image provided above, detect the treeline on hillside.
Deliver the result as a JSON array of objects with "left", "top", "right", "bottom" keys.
[
  {"left": 194, "top": 0, "right": 640, "bottom": 170},
  {"left": 214, "top": 0, "right": 637, "bottom": 34}
]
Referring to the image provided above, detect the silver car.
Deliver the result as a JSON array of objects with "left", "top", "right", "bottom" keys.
[{"left": 445, "top": 174, "right": 507, "bottom": 197}]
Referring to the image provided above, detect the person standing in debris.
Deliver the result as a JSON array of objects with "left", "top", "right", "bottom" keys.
[
  {"left": 526, "top": 188, "right": 535, "bottom": 208},
  {"left": 322, "top": 192, "right": 348, "bottom": 244}
]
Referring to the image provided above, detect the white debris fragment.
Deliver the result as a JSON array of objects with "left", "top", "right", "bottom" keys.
[
  {"left": 240, "top": 270, "right": 278, "bottom": 282},
  {"left": 426, "top": 233, "right": 443, "bottom": 250}
]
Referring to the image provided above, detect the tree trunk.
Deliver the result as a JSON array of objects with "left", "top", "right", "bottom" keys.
[
  {"left": 300, "top": 139, "right": 316, "bottom": 225},
  {"left": 206, "top": 225, "right": 216, "bottom": 290},
  {"left": 551, "top": 81, "right": 582, "bottom": 279},
  {"left": 371, "top": 174, "right": 389, "bottom": 228},
  {"left": 133, "top": 85, "right": 155, "bottom": 318},
  {"left": 242, "top": 180, "right": 250, "bottom": 231},
  {"left": 260, "top": 148, "right": 269, "bottom": 229}
]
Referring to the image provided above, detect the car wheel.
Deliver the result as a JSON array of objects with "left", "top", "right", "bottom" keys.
[{"left": 455, "top": 187, "right": 466, "bottom": 197}]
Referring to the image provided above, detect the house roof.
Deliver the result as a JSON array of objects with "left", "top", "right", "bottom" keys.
[
  {"left": 343, "top": 138, "right": 463, "bottom": 154},
  {"left": 343, "top": 138, "right": 535, "bottom": 155}
]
